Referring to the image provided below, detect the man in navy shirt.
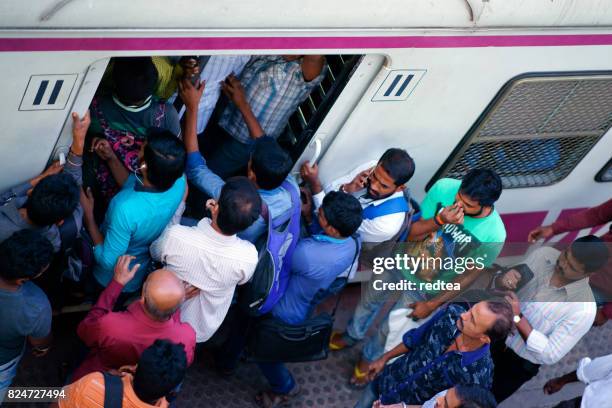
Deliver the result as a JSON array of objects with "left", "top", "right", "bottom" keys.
[
  {"left": 355, "top": 301, "right": 514, "bottom": 408},
  {"left": 256, "top": 191, "right": 363, "bottom": 406}
]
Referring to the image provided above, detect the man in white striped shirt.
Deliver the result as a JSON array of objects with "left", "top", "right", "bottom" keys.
[
  {"left": 150, "top": 177, "right": 261, "bottom": 343},
  {"left": 173, "top": 55, "right": 251, "bottom": 134},
  {"left": 491, "top": 235, "right": 609, "bottom": 402}
]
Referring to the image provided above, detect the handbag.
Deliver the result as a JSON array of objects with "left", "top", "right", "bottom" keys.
[
  {"left": 244, "top": 236, "right": 359, "bottom": 363},
  {"left": 244, "top": 312, "right": 336, "bottom": 363}
]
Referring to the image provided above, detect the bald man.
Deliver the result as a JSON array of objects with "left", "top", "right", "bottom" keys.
[{"left": 72, "top": 255, "right": 196, "bottom": 382}]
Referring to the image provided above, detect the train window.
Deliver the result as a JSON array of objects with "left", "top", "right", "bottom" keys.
[
  {"left": 277, "top": 55, "right": 361, "bottom": 160},
  {"left": 428, "top": 73, "right": 612, "bottom": 189},
  {"left": 596, "top": 157, "right": 612, "bottom": 182}
]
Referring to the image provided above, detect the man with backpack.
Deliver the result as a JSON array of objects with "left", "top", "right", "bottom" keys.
[
  {"left": 181, "top": 78, "right": 300, "bottom": 243},
  {"left": 252, "top": 191, "right": 363, "bottom": 407},
  {"left": 299, "top": 150, "right": 415, "bottom": 348},
  {"left": 59, "top": 339, "right": 187, "bottom": 408},
  {"left": 300, "top": 148, "right": 415, "bottom": 244},
  {"left": 179, "top": 79, "right": 302, "bottom": 373}
]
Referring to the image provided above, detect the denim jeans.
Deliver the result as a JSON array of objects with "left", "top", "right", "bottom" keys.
[
  {"left": 257, "top": 362, "right": 296, "bottom": 394},
  {"left": 345, "top": 269, "right": 428, "bottom": 362},
  {"left": 345, "top": 269, "right": 402, "bottom": 344},
  {"left": 205, "top": 129, "right": 254, "bottom": 179},
  {"left": 0, "top": 352, "right": 23, "bottom": 403},
  {"left": 361, "top": 289, "right": 427, "bottom": 362},
  {"left": 354, "top": 380, "right": 379, "bottom": 408}
]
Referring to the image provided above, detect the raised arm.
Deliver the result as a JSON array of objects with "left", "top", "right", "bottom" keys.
[
  {"left": 77, "top": 256, "right": 139, "bottom": 345},
  {"left": 92, "top": 138, "right": 129, "bottom": 187},
  {"left": 221, "top": 74, "right": 265, "bottom": 139},
  {"left": 301, "top": 55, "right": 325, "bottom": 82},
  {"left": 179, "top": 79, "right": 226, "bottom": 200},
  {"left": 179, "top": 78, "right": 205, "bottom": 154}
]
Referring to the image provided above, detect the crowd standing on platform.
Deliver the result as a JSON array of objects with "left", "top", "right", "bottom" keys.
[{"left": 0, "top": 56, "right": 610, "bottom": 408}]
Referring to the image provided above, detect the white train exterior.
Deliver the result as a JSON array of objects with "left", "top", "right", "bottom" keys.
[{"left": 0, "top": 0, "right": 610, "bottom": 253}]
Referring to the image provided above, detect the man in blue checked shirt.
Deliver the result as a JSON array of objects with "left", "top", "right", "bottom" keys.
[
  {"left": 255, "top": 191, "right": 363, "bottom": 406},
  {"left": 354, "top": 300, "right": 514, "bottom": 408},
  {"left": 208, "top": 55, "right": 326, "bottom": 178},
  {"left": 179, "top": 77, "right": 299, "bottom": 245}
]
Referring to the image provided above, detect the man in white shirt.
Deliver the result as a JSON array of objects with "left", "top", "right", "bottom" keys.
[
  {"left": 301, "top": 148, "right": 415, "bottom": 244},
  {"left": 543, "top": 352, "right": 612, "bottom": 408},
  {"left": 300, "top": 148, "right": 416, "bottom": 385},
  {"left": 491, "top": 235, "right": 609, "bottom": 402},
  {"left": 175, "top": 55, "right": 251, "bottom": 134},
  {"left": 150, "top": 177, "right": 261, "bottom": 343}
]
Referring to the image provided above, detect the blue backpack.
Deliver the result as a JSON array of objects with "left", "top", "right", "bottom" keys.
[{"left": 239, "top": 180, "right": 301, "bottom": 316}]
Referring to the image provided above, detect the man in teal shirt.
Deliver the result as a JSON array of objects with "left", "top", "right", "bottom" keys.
[
  {"left": 404, "top": 169, "right": 507, "bottom": 299},
  {"left": 81, "top": 130, "right": 186, "bottom": 294}
]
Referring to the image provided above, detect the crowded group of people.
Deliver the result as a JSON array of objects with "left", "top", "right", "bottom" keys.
[{"left": 0, "top": 55, "right": 610, "bottom": 408}]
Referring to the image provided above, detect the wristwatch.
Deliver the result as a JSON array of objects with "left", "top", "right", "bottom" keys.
[{"left": 513, "top": 313, "right": 523, "bottom": 324}]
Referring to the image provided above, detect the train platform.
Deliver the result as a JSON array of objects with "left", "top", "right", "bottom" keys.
[{"left": 6, "top": 284, "right": 612, "bottom": 408}]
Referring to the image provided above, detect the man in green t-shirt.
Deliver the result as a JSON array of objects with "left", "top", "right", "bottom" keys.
[
  {"left": 339, "top": 168, "right": 506, "bottom": 387},
  {"left": 402, "top": 168, "right": 506, "bottom": 316}
]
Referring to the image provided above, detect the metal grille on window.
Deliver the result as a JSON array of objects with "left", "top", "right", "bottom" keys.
[
  {"left": 439, "top": 75, "right": 612, "bottom": 188},
  {"left": 278, "top": 55, "right": 361, "bottom": 160}
]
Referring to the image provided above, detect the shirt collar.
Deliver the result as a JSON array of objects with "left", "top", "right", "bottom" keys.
[
  {"left": 358, "top": 190, "right": 404, "bottom": 207},
  {"left": 196, "top": 218, "right": 237, "bottom": 243},
  {"left": 311, "top": 234, "right": 349, "bottom": 244},
  {"left": 541, "top": 256, "right": 592, "bottom": 300},
  {"left": 459, "top": 342, "right": 490, "bottom": 367},
  {"left": 559, "top": 276, "right": 592, "bottom": 300}
]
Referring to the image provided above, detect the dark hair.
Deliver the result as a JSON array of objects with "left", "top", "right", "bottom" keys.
[
  {"left": 217, "top": 177, "right": 262, "bottom": 235},
  {"left": 133, "top": 339, "right": 187, "bottom": 404},
  {"left": 112, "top": 57, "right": 158, "bottom": 105},
  {"left": 484, "top": 300, "right": 514, "bottom": 342},
  {"left": 455, "top": 385, "right": 498, "bottom": 408},
  {"left": 144, "top": 130, "right": 186, "bottom": 191},
  {"left": 26, "top": 173, "right": 79, "bottom": 226},
  {"left": 378, "top": 148, "right": 415, "bottom": 186},
  {"left": 0, "top": 230, "right": 53, "bottom": 281},
  {"left": 570, "top": 235, "right": 609, "bottom": 273},
  {"left": 321, "top": 191, "right": 363, "bottom": 237},
  {"left": 459, "top": 169, "right": 502, "bottom": 207},
  {"left": 251, "top": 137, "right": 293, "bottom": 190}
]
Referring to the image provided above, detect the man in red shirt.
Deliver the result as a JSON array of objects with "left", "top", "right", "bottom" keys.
[
  {"left": 72, "top": 255, "right": 196, "bottom": 381},
  {"left": 529, "top": 198, "right": 611, "bottom": 324}
]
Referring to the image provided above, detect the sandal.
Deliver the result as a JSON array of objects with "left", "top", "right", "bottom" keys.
[
  {"left": 329, "top": 331, "right": 349, "bottom": 351},
  {"left": 348, "top": 363, "right": 370, "bottom": 389},
  {"left": 255, "top": 384, "right": 301, "bottom": 408}
]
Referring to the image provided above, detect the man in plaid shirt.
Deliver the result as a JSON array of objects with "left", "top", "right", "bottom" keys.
[{"left": 206, "top": 55, "right": 326, "bottom": 178}]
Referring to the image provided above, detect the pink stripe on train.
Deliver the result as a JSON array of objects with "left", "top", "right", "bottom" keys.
[{"left": 3, "top": 34, "right": 612, "bottom": 52}]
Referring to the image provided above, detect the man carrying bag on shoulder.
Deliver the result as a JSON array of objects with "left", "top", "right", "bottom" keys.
[{"left": 247, "top": 190, "right": 363, "bottom": 408}]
